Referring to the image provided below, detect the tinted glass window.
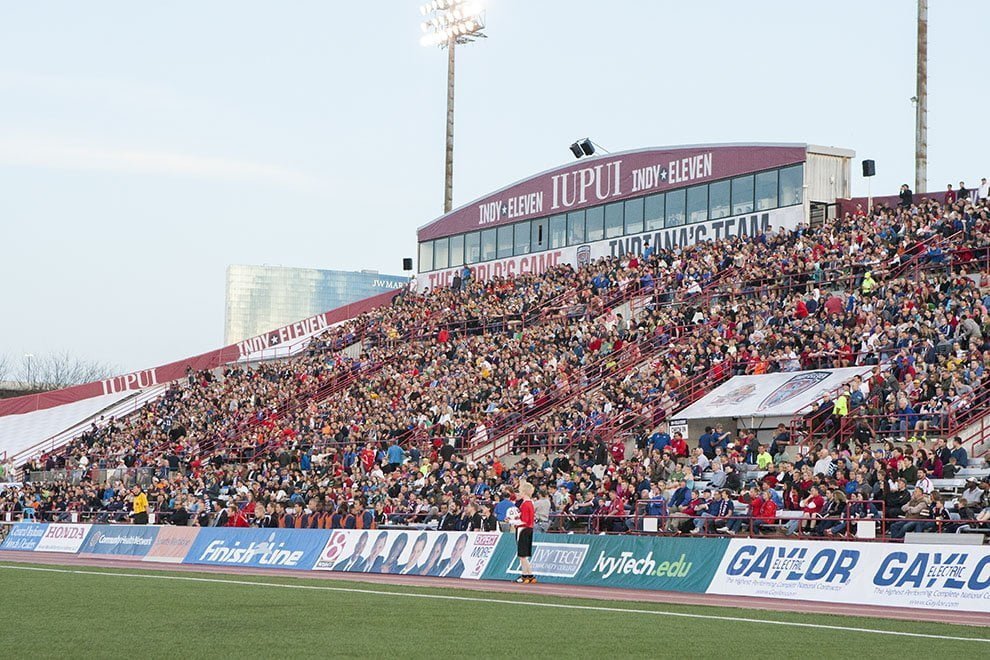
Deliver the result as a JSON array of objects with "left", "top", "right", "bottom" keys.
[
  {"left": 605, "top": 202, "right": 624, "bottom": 238},
  {"left": 731, "top": 175, "right": 754, "bottom": 215},
  {"left": 686, "top": 185, "right": 708, "bottom": 224},
  {"left": 585, "top": 206, "right": 604, "bottom": 242},
  {"left": 449, "top": 234, "right": 464, "bottom": 267},
  {"left": 514, "top": 221, "right": 531, "bottom": 256},
  {"left": 550, "top": 214, "right": 567, "bottom": 248},
  {"left": 418, "top": 241, "right": 433, "bottom": 272},
  {"left": 481, "top": 228, "right": 497, "bottom": 261},
  {"left": 433, "top": 237, "right": 449, "bottom": 269},
  {"left": 567, "top": 210, "right": 585, "bottom": 245},
  {"left": 644, "top": 193, "right": 664, "bottom": 231},
  {"left": 709, "top": 180, "right": 730, "bottom": 219},
  {"left": 779, "top": 164, "right": 804, "bottom": 206},
  {"left": 755, "top": 170, "right": 778, "bottom": 210},
  {"left": 531, "top": 218, "right": 548, "bottom": 252},
  {"left": 496, "top": 225, "right": 513, "bottom": 259},
  {"left": 465, "top": 232, "right": 480, "bottom": 264},
  {"left": 624, "top": 197, "right": 644, "bottom": 234},
  {"left": 665, "top": 189, "right": 685, "bottom": 227}
]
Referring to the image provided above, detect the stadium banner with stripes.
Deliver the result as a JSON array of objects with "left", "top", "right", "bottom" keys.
[
  {"left": 311, "top": 529, "right": 501, "bottom": 579},
  {"left": 181, "top": 528, "right": 332, "bottom": 571},
  {"left": 0, "top": 522, "right": 49, "bottom": 551},
  {"left": 78, "top": 525, "right": 159, "bottom": 558},
  {"left": 480, "top": 532, "right": 729, "bottom": 593},
  {"left": 707, "top": 539, "right": 990, "bottom": 613}
]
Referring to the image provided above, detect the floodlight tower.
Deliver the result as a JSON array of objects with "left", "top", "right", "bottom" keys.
[{"left": 419, "top": 0, "right": 486, "bottom": 213}]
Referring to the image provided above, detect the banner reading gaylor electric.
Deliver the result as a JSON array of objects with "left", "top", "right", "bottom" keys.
[
  {"left": 480, "top": 532, "right": 729, "bottom": 593},
  {"left": 312, "top": 529, "right": 501, "bottom": 579},
  {"left": 707, "top": 539, "right": 990, "bottom": 613}
]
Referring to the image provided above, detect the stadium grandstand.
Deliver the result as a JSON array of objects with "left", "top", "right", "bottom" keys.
[{"left": 2, "top": 143, "right": 989, "bottom": 552}]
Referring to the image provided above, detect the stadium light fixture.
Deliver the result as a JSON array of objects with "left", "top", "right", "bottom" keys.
[
  {"left": 419, "top": 0, "right": 487, "bottom": 213},
  {"left": 569, "top": 138, "right": 599, "bottom": 159}
]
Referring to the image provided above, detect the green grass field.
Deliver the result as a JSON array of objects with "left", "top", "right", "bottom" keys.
[{"left": 1, "top": 562, "right": 987, "bottom": 658}]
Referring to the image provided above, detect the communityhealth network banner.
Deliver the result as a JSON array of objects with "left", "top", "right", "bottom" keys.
[
  {"left": 707, "top": 538, "right": 990, "bottom": 613},
  {"left": 79, "top": 525, "right": 160, "bottom": 559},
  {"left": 312, "top": 529, "right": 501, "bottom": 579},
  {"left": 481, "top": 532, "right": 728, "bottom": 593}
]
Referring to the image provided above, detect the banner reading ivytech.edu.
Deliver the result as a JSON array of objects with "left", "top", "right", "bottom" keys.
[{"left": 481, "top": 532, "right": 729, "bottom": 593}]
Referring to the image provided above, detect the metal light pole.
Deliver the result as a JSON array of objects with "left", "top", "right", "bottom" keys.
[
  {"left": 420, "top": 1, "right": 486, "bottom": 214},
  {"left": 915, "top": 0, "right": 928, "bottom": 194},
  {"left": 24, "top": 353, "right": 34, "bottom": 389}
]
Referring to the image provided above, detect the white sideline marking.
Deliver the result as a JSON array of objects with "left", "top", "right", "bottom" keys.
[{"left": 1, "top": 564, "right": 987, "bottom": 643}]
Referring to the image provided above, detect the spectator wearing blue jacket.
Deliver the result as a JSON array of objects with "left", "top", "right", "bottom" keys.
[
  {"left": 698, "top": 426, "right": 715, "bottom": 459},
  {"left": 651, "top": 429, "right": 670, "bottom": 452},
  {"left": 385, "top": 442, "right": 405, "bottom": 472},
  {"left": 950, "top": 438, "right": 968, "bottom": 466}
]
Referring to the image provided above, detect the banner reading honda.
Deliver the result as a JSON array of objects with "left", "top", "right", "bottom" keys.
[
  {"left": 34, "top": 523, "right": 92, "bottom": 553},
  {"left": 312, "top": 529, "right": 501, "bottom": 579},
  {"left": 481, "top": 532, "right": 728, "bottom": 593},
  {"left": 79, "top": 525, "right": 159, "bottom": 558},
  {"left": 0, "top": 523, "right": 49, "bottom": 551},
  {"left": 707, "top": 539, "right": 990, "bottom": 613},
  {"left": 183, "top": 528, "right": 331, "bottom": 571}
]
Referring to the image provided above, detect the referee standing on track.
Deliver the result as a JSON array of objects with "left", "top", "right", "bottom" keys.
[
  {"left": 513, "top": 481, "right": 536, "bottom": 584},
  {"left": 131, "top": 484, "right": 149, "bottom": 525}
]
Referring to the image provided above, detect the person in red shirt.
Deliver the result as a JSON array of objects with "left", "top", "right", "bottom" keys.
[
  {"left": 511, "top": 481, "right": 537, "bottom": 584},
  {"left": 226, "top": 504, "right": 249, "bottom": 527}
]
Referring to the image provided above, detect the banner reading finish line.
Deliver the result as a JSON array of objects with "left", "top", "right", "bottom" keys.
[{"left": 481, "top": 532, "right": 728, "bottom": 593}]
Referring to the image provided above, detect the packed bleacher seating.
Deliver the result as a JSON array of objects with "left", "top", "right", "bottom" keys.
[{"left": 3, "top": 188, "right": 990, "bottom": 541}]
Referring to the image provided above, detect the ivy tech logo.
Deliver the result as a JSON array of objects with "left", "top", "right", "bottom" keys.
[
  {"left": 508, "top": 542, "right": 588, "bottom": 578},
  {"left": 592, "top": 551, "right": 693, "bottom": 580}
]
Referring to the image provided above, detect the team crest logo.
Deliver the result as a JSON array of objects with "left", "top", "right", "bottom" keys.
[
  {"left": 709, "top": 383, "right": 758, "bottom": 407},
  {"left": 576, "top": 245, "right": 591, "bottom": 268},
  {"left": 757, "top": 372, "right": 830, "bottom": 411}
]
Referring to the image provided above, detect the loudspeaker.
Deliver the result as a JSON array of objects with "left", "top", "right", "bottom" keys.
[
  {"left": 569, "top": 142, "right": 584, "bottom": 159},
  {"left": 862, "top": 160, "right": 876, "bottom": 177},
  {"left": 579, "top": 138, "right": 595, "bottom": 156},
  {"left": 402, "top": 258, "right": 413, "bottom": 271}
]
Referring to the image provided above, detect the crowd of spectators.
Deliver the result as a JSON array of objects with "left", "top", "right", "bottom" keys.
[{"left": 3, "top": 186, "right": 990, "bottom": 542}]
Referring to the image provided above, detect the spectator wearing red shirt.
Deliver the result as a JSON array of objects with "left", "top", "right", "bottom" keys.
[{"left": 226, "top": 505, "right": 249, "bottom": 527}]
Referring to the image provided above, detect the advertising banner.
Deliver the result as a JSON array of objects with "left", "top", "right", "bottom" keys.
[
  {"left": 79, "top": 525, "right": 159, "bottom": 558},
  {"left": 677, "top": 366, "right": 874, "bottom": 420},
  {"left": 312, "top": 529, "right": 501, "bottom": 580},
  {"left": 0, "top": 522, "right": 49, "bottom": 551},
  {"left": 182, "top": 528, "right": 331, "bottom": 571},
  {"left": 143, "top": 526, "right": 200, "bottom": 564},
  {"left": 34, "top": 523, "right": 92, "bottom": 553},
  {"left": 480, "top": 532, "right": 728, "bottom": 593},
  {"left": 708, "top": 539, "right": 990, "bottom": 613}
]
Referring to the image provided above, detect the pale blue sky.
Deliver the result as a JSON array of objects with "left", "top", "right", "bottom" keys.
[{"left": 1, "top": 1, "right": 987, "bottom": 373}]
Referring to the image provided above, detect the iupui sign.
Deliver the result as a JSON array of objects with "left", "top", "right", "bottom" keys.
[
  {"left": 418, "top": 144, "right": 805, "bottom": 241},
  {"left": 419, "top": 205, "right": 803, "bottom": 291}
]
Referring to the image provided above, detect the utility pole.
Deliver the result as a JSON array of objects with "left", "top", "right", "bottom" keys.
[
  {"left": 915, "top": 0, "right": 928, "bottom": 194},
  {"left": 444, "top": 39, "right": 456, "bottom": 213}
]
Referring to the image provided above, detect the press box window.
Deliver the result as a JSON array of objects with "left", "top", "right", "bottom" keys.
[
  {"left": 708, "top": 180, "right": 731, "bottom": 220},
  {"left": 481, "top": 228, "right": 497, "bottom": 261},
  {"left": 624, "top": 197, "right": 644, "bottom": 235},
  {"left": 779, "top": 164, "right": 804, "bottom": 206},
  {"left": 585, "top": 206, "right": 604, "bottom": 242},
  {"left": 644, "top": 193, "right": 664, "bottom": 231},
  {"left": 465, "top": 232, "right": 481, "bottom": 264},
  {"left": 567, "top": 210, "right": 586, "bottom": 245},
  {"left": 433, "top": 237, "right": 449, "bottom": 270},
  {"left": 418, "top": 241, "right": 433, "bottom": 272},
  {"left": 731, "top": 175, "right": 754, "bottom": 215},
  {"left": 755, "top": 170, "right": 778, "bottom": 210},
  {"left": 550, "top": 214, "right": 567, "bottom": 248},
  {"left": 449, "top": 234, "right": 464, "bottom": 267},
  {"left": 686, "top": 184, "right": 708, "bottom": 224},
  {"left": 496, "top": 225, "right": 513, "bottom": 259},
  {"left": 514, "top": 220, "right": 531, "bottom": 256},
  {"left": 604, "top": 202, "right": 623, "bottom": 238},
  {"left": 665, "top": 189, "right": 685, "bottom": 227}
]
